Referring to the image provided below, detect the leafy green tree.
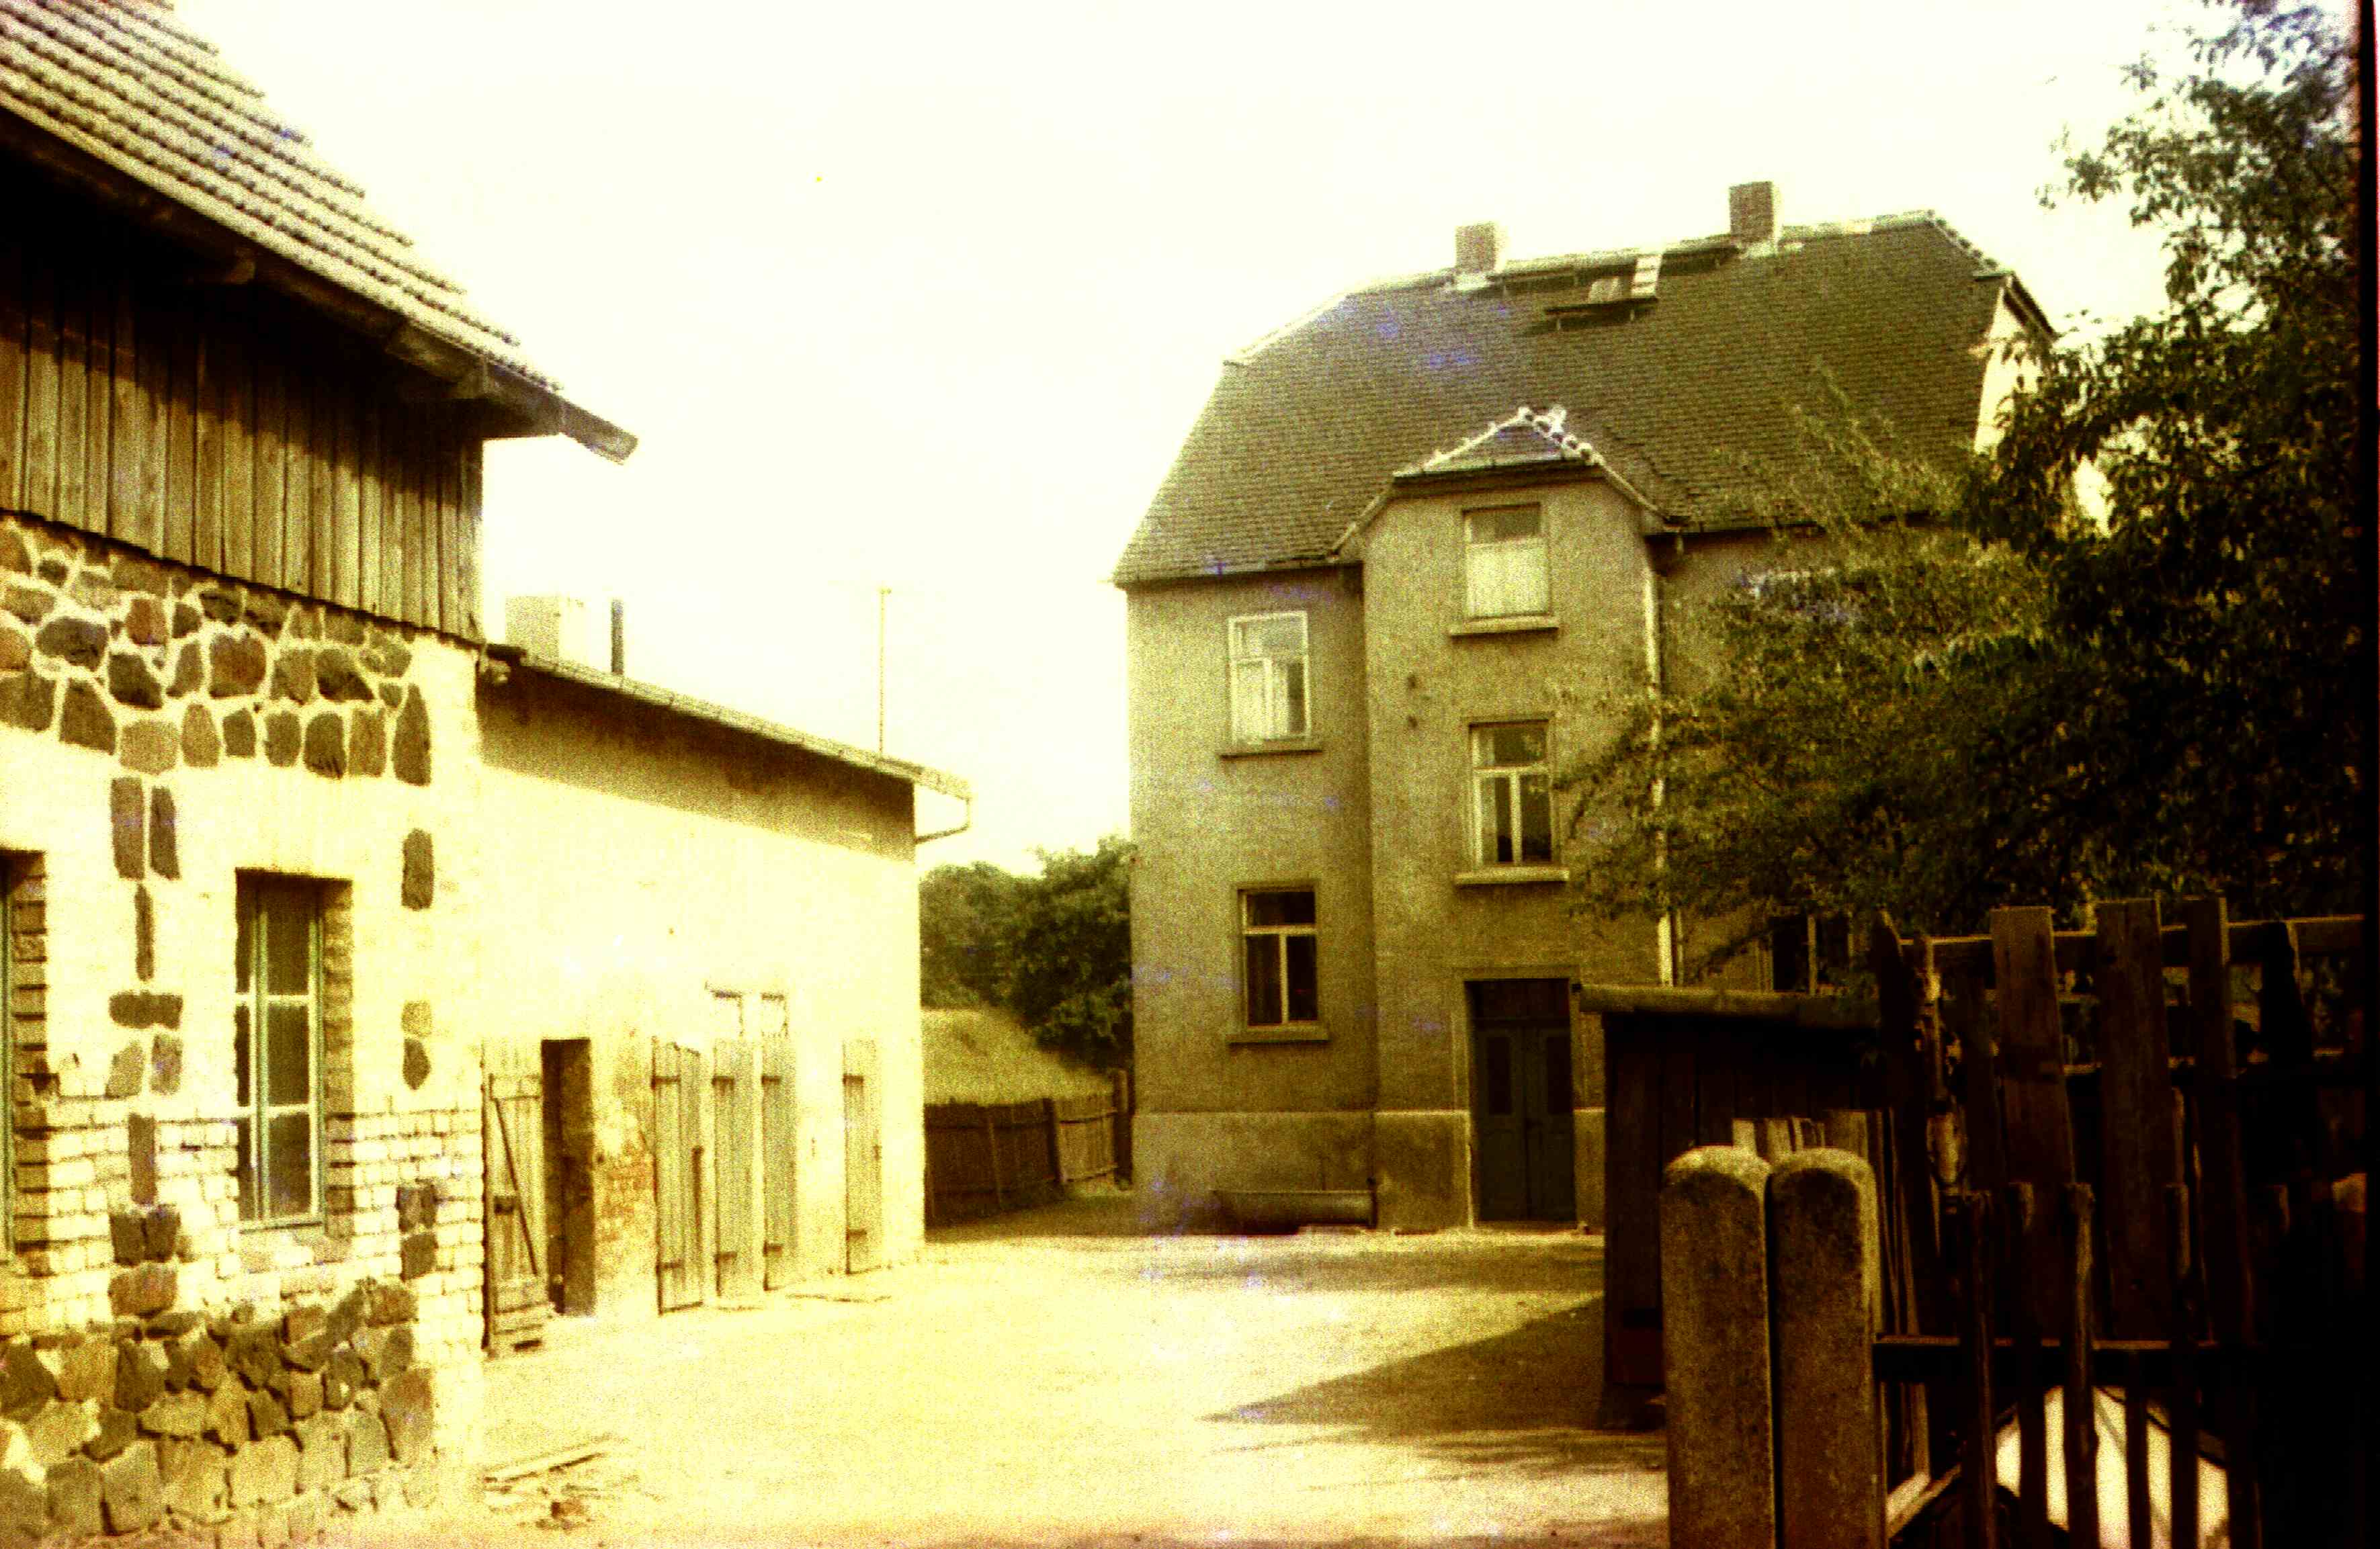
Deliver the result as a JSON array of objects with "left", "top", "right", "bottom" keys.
[
  {"left": 1565, "top": 0, "right": 2363, "bottom": 957},
  {"left": 1002, "top": 836, "right": 1135, "bottom": 1065},
  {"left": 919, "top": 836, "right": 1134, "bottom": 1063},
  {"left": 919, "top": 861, "right": 1029, "bottom": 1008}
]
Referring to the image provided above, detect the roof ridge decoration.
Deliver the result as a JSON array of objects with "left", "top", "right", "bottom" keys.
[
  {"left": 0, "top": 0, "right": 634, "bottom": 459},
  {"left": 1404, "top": 404, "right": 1602, "bottom": 476}
]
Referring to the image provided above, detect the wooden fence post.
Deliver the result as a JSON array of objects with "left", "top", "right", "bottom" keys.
[
  {"left": 1662, "top": 1145, "right": 1777, "bottom": 1549},
  {"left": 1770, "top": 1149, "right": 1885, "bottom": 1549}
]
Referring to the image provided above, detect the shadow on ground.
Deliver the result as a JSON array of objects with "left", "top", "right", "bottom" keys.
[{"left": 1209, "top": 1302, "right": 1664, "bottom": 1479}]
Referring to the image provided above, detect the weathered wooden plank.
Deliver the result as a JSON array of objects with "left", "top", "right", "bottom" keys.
[
  {"left": 1910, "top": 915, "right": 2364, "bottom": 979},
  {"left": 132, "top": 271, "right": 169, "bottom": 553},
  {"left": 1998, "top": 1183, "right": 2050, "bottom": 1548},
  {"left": 20, "top": 244, "right": 59, "bottom": 522},
  {"left": 105, "top": 263, "right": 141, "bottom": 541},
  {"left": 218, "top": 318, "right": 252, "bottom": 581},
  {"left": 1953, "top": 1194, "right": 1997, "bottom": 1549},
  {"left": 2165, "top": 1184, "right": 2199, "bottom": 1549},
  {"left": 2094, "top": 898, "right": 2180, "bottom": 1339},
  {"left": 1988, "top": 908, "right": 2076, "bottom": 1333},
  {"left": 1695, "top": 1023, "right": 1740, "bottom": 1148},
  {"left": 250, "top": 327, "right": 284, "bottom": 586},
  {"left": 2184, "top": 897, "right": 2262, "bottom": 1547},
  {"left": 355, "top": 398, "right": 381, "bottom": 615},
  {"left": 52, "top": 254, "right": 87, "bottom": 533},
  {"left": 331, "top": 388, "right": 359, "bottom": 609},
  {"left": 163, "top": 297, "right": 198, "bottom": 566},
  {"left": 1605, "top": 1019, "right": 1662, "bottom": 1386},
  {"left": 400, "top": 412, "right": 426, "bottom": 627},
  {"left": 2061, "top": 1184, "right": 2099, "bottom": 1549},
  {"left": 1872, "top": 917, "right": 1949, "bottom": 1337},
  {"left": 79, "top": 253, "right": 110, "bottom": 537},
  {"left": 0, "top": 229, "right": 25, "bottom": 510},
  {"left": 193, "top": 317, "right": 222, "bottom": 574},
  {"left": 378, "top": 405, "right": 405, "bottom": 619},
  {"left": 306, "top": 365, "right": 335, "bottom": 600},
  {"left": 281, "top": 344, "right": 312, "bottom": 594},
  {"left": 435, "top": 423, "right": 459, "bottom": 635},
  {"left": 459, "top": 441, "right": 484, "bottom": 638}
]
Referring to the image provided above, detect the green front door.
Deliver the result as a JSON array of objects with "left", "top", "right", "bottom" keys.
[{"left": 1470, "top": 981, "right": 1576, "bottom": 1222}]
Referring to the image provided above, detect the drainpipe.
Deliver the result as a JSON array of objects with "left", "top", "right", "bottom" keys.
[{"left": 915, "top": 793, "right": 974, "bottom": 846}]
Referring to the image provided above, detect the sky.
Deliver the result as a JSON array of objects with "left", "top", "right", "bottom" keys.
[{"left": 171, "top": 0, "right": 2230, "bottom": 870}]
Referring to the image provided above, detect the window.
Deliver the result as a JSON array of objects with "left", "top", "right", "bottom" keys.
[
  {"left": 1472, "top": 722, "right": 1554, "bottom": 867},
  {"left": 235, "top": 877, "right": 323, "bottom": 1225},
  {"left": 1228, "top": 613, "right": 1309, "bottom": 742},
  {"left": 1463, "top": 504, "right": 1549, "bottom": 617},
  {"left": 1241, "top": 889, "right": 1318, "bottom": 1028}
]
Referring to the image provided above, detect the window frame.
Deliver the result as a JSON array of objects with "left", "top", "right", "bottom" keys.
[
  {"left": 1461, "top": 503, "right": 1550, "bottom": 620},
  {"left": 1226, "top": 611, "right": 1311, "bottom": 745},
  {"left": 1469, "top": 720, "right": 1557, "bottom": 869},
  {"left": 234, "top": 875, "right": 327, "bottom": 1229},
  {"left": 1238, "top": 886, "right": 1320, "bottom": 1034}
]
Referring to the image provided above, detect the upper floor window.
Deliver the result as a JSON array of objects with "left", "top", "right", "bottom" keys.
[
  {"left": 1472, "top": 722, "right": 1554, "bottom": 867},
  {"left": 1228, "top": 613, "right": 1309, "bottom": 742},
  {"left": 1464, "top": 504, "right": 1548, "bottom": 618},
  {"left": 1241, "top": 887, "right": 1318, "bottom": 1028},
  {"left": 235, "top": 877, "right": 324, "bottom": 1225}
]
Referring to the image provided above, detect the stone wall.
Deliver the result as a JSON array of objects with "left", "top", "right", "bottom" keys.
[
  {"left": 0, "top": 519, "right": 434, "bottom": 787},
  {"left": 0, "top": 1275, "right": 437, "bottom": 1543},
  {"left": 0, "top": 506, "right": 488, "bottom": 1483}
]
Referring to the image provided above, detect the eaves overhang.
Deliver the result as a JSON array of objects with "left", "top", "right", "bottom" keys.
[
  {"left": 479, "top": 644, "right": 970, "bottom": 801},
  {"left": 0, "top": 100, "right": 638, "bottom": 463}
]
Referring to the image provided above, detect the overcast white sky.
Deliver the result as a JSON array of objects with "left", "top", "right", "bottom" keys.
[{"left": 174, "top": 0, "right": 2224, "bottom": 870}]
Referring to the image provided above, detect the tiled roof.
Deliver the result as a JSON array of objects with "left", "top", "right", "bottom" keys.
[
  {"left": 0, "top": 0, "right": 630, "bottom": 457},
  {"left": 1114, "top": 214, "right": 2030, "bottom": 584}
]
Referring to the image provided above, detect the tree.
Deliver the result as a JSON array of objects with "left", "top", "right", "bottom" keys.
[
  {"left": 1565, "top": 0, "right": 2363, "bottom": 957},
  {"left": 918, "top": 836, "right": 1135, "bottom": 1064}
]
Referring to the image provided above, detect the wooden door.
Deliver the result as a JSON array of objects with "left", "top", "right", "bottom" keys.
[
  {"left": 761, "top": 1022, "right": 796, "bottom": 1290},
  {"left": 843, "top": 1039, "right": 883, "bottom": 1274},
  {"left": 652, "top": 1042, "right": 705, "bottom": 1312},
  {"left": 712, "top": 1037, "right": 757, "bottom": 1300},
  {"left": 484, "top": 1071, "right": 551, "bottom": 1352},
  {"left": 1469, "top": 980, "right": 1575, "bottom": 1223}
]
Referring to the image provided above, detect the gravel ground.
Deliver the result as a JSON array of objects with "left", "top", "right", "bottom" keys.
[{"left": 378, "top": 1191, "right": 1666, "bottom": 1548}]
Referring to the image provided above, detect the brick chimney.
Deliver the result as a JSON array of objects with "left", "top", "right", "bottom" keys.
[
  {"left": 1729, "top": 181, "right": 1779, "bottom": 247},
  {"left": 1454, "top": 221, "right": 1504, "bottom": 277}
]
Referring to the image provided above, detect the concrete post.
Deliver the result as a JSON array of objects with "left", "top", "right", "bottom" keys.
[
  {"left": 1769, "top": 1149, "right": 1885, "bottom": 1549},
  {"left": 1661, "top": 1145, "right": 1777, "bottom": 1549}
]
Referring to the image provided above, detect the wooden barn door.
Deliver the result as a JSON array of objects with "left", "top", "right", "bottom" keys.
[
  {"left": 711, "top": 1038, "right": 758, "bottom": 1300},
  {"left": 759, "top": 1010, "right": 797, "bottom": 1290},
  {"left": 652, "top": 1042, "right": 706, "bottom": 1313},
  {"left": 484, "top": 1071, "right": 552, "bottom": 1353},
  {"left": 842, "top": 1039, "right": 883, "bottom": 1274}
]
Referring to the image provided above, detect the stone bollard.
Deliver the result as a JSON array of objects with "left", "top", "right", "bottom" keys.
[
  {"left": 1661, "top": 1145, "right": 1776, "bottom": 1549},
  {"left": 1769, "top": 1149, "right": 1885, "bottom": 1549}
]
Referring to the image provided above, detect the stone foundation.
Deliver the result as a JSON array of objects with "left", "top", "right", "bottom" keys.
[{"left": 0, "top": 1275, "right": 436, "bottom": 1543}]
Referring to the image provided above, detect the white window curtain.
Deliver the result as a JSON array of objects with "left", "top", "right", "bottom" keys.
[
  {"left": 1465, "top": 539, "right": 1550, "bottom": 617},
  {"left": 1228, "top": 613, "right": 1309, "bottom": 741}
]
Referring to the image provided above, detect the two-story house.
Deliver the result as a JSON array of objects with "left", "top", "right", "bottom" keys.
[{"left": 1114, "top": 184, "right": 2047, "bottom": 1233}]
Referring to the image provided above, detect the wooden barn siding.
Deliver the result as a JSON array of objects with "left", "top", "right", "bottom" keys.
[{"left": 0, "top": 195, "right": 484, "bottom": 640}]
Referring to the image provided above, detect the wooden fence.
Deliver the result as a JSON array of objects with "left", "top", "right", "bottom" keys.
[
  {"left": 1660, "top": 899, "right": 2371, "bottom": 1549},
  {"left": 924, "top": 1071, "right": 1130, "bottom": 1226}
]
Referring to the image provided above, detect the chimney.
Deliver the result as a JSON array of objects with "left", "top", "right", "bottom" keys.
[
  {"left": 1729, "top": 181, "right": 1779, "bottom": 248},
  {"left": 503, "top": 594, "right": 593, "bottom": 666},
  {"left": 609, "top": 599, "right": 626, "bottom": 675},
  {"left": 1453, "top": 221, "right": 1504, "bottom": 277}
]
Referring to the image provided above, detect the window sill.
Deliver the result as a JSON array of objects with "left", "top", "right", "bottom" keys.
[
  {"left": 1449, "top": 615, "right": 1558, "bottom": 639},
  {"left": 1227, "top": 1025, "right": 1330, "bottom": 1046},
  {"left": 1454, "top": 865, "right": 1570, "bottom": 888},
  {"left": 1220, "top": 739, "right": 1324, "bottom": 759}
]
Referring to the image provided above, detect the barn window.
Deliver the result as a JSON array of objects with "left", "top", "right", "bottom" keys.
[
  {"left": 1242, "top": 888, "right": 1318, "bottom": 1029},
  {"left": 235, "top": 877, "right": 325, "bottom": 1225}
]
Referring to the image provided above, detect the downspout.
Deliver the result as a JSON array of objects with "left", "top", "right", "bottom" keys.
[
  {"left": 916, "top": 793, "right": 974, "bottom": 846},
  {"left": 1648, "top": 526, "right": 1687, "bottom": 985}
]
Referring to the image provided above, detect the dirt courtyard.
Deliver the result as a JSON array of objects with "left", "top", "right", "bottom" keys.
[{"left": 423, "top": 1191, "right": 1668, "bottom": 1548}]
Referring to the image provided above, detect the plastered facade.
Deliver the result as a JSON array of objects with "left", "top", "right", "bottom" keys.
[{"left": 474, "top": 669, "right": 926, "bottom": 1317}]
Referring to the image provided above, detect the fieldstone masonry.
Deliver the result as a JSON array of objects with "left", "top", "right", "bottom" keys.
[
  {"left": 0, "top": 1276, "right": 437, "bottom": 1542},
  {"left": 0, "top": 520, "right": 434, "bottom": 788}
]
